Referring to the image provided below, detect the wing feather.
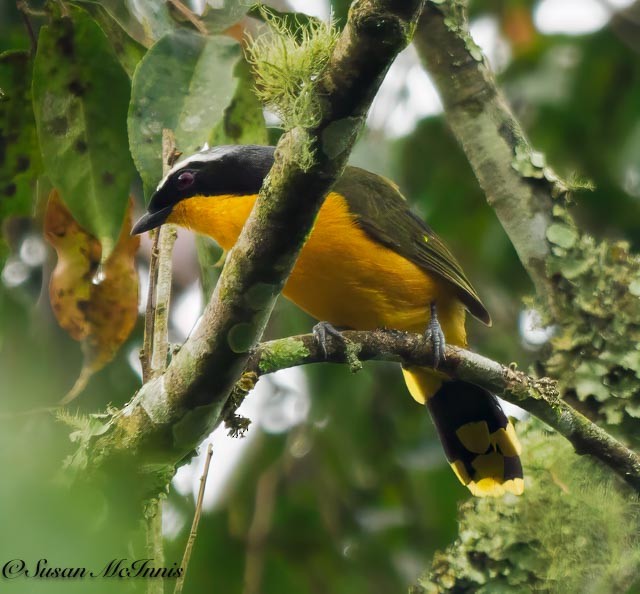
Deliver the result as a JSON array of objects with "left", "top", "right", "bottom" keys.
[{"left": 335, "top": 167, "right": 491, "bottom": 325}]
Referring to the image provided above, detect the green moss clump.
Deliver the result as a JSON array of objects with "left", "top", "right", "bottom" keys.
[
  {"left": 222, "top": 371, "right": 258, "bottom": 438},
  {"left": 258, "top": 338, "right": 310, "bottom": 374},
  {"left": 246, "top": 7, "right": 338, "bottom": 169},
  {"left": 418, "top": 420, "right": 640, "bottom": 593},
  {"left": 59, "top": 408, "right": 114, "bottom": 471},
  {"left": 345, "top": 339, "right": 363, "bottom": 373}
]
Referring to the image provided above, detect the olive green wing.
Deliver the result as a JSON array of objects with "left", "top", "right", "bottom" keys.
[{"left": 335, "top": 166, "right": 491, "bottom": 325}]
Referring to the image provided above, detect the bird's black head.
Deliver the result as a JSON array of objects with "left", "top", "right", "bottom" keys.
[{"left": 132, "top": 144, "right": 275, "bottom": 234}]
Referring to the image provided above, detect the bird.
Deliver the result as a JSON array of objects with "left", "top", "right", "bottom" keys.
[{"left": 133, "top": 144, "right": 523, "bottom": 497}]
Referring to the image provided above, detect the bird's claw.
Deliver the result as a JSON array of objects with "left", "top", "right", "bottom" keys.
[
  {"left": 313, "top": 321, "right": 345, "bottom": 359},
  {"left": 425, "top": 303, "right": 446, "bottom": 368}
]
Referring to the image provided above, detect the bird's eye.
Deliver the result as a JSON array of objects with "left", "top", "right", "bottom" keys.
[{"left": 176, "top": 171, "right": 195, "bottom": 191}]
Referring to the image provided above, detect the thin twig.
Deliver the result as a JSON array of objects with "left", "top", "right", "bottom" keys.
[
  {"left": 242, "top": 460, "right": 281, "bottom": 594},
  {"left": 149, "top": 225, "right": 177, "bottom": 373},
  {"left": 141, "top": 227, "right": 160, "bottom": 381},
  {"left": 146, "top": 500, "right": 165, "bottom": 594},
  {"left": 16, "top": 1, "right": 37, "bottom": 55},
  {"left": 141, "top": 130, "right": 179, "bottom": 594},
  {"left": 174, "top": 443, "right": 214, "bottom": 594},
  {"left": 140, "top": 131, "right": 179, "bottom": 381},
  {"left": 150, "top": 132, "right": 179, "bottom": 375},
  {"left": 168, "top": 0, "right": 209, "bottom": 35}
]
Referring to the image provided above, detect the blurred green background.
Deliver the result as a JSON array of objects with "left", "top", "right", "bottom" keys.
[{"left": 1, "top": 0, "right": 639, "bottom": 592}]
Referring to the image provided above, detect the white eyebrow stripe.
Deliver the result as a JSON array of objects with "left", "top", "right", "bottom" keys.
[
  {"left": 155, "top": 149, "right": 219, "bottom": 191},
  {"left": 154, "top": 145, "right": 250, "bottom": 192}
]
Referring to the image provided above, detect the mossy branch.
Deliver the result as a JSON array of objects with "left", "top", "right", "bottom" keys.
[
  {"left": 416, "top": 0, "right": 640, "bottom": 444},
  {"left": 80, "top": 0, "right": 427, "bottom": 477},
  {"left": 240, "top": 330, "right": 640, "bottom": 494},
  {"left": 415, "top": 1, "right": 567, "bottom": 313},
  {"left": 414, "top": 1, "right": 640, "bottom": 588}
]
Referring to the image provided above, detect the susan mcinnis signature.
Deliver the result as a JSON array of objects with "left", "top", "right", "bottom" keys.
[{"left": 1, "top": 558, "right": 183, "bottom": 579}]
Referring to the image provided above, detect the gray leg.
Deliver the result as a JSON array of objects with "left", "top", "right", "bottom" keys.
[
  {"left": 312, "top": 322, "right": 346, "bottom": 359},
  {"left": 425, "top": 302, "right": 446, "bottom": 368}
]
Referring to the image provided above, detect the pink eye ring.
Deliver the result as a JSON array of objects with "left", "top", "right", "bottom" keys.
[{"left": 176, "top": 171, "right": 195, "bottom": 190}]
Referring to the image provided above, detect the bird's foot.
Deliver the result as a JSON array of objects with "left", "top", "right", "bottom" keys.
[
  {"left": 425, "top": 302, "right": 446, "bottom": 368},
  {"left": 313, "top": 321, "right": 346, "bottom": 359}
]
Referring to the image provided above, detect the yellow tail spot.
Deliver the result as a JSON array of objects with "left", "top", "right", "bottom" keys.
[
  {"left": 450, "top": 460, "right": 471, "bottom": 485},
  {"left": 401, "top": 367, "right": 444, "bottom": 405},
  {"left": 456, "top": 421, "right": 491, "bottom": 454},
  {"left": 468, "top": 477, "right": 506, "bottom": 497},
  {"left": 504, "top": 477, "right": 525, "bottom": 496},
  {"left": 471, "top": 450, "right": 504, "bottom": 478},
  {"left": 467, "top": 477, "right": 524, "bottom": 497},
  {"left": 492, "top": 422, "right": 522, "bottom": 457}
]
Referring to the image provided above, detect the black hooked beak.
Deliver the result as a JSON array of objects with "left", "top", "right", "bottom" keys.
[{"left": 131, "top": 205, "right": 173, "bottom": 235}]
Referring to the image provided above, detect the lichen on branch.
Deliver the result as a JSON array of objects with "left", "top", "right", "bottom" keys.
[{"left": 541, "top": 200, "right": 640, "bottom": 446}]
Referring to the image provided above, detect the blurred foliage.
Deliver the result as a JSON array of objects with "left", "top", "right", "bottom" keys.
[
  {"left": 419, "top": 420, "right": 640, "bottom": 593},
  {"left": 0, "top": 0, "right": 640, "bottom": 593}
]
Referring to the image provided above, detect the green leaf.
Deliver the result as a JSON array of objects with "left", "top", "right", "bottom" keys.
[
  {"left": 71, "top": 1, "right": 147, "bottom": 77},
  {"left": 128, "top": 31, "right": 241, "bottom": 198},
  {"left": 209, "top": 59, "right": 268, "bottom": 147},
  {"left": 71, "top": 0, "right": 156, "bottom": 47},
  {"left": 195, "top": 235, "right": 223, "bottom": 300},
  {"left": 32, "top": 7, "right": 134, "bottom": 260},
  {"left": 126, "top": 0, "right": 175, "bottom": 43},
  {"left": 0, "top": 51, "right": 41, "bottom": 227},
  {"left": 200, "top": 0, "right": 250, "bottom": 34}
]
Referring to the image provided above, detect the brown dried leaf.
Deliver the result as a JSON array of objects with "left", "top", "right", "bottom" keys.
[{"left": 44, "top": 190, "right": 140, "bottom": 403}]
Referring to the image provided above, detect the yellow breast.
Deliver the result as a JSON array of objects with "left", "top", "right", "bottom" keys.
[{"left": 168, "top": 192, "right": 466, "bottom": 344}]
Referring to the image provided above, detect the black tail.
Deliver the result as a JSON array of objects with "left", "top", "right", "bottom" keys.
[{"left": 427, "top": 380, "right": 524, "bottom": 496}]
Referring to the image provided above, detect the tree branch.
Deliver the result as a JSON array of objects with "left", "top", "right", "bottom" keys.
[
  {"left": 174, "top": 443, "right": 213, "bottom": 594},
  {"left": 242, "top": 329, "right": 640, "bottom": 493},
  {"left": 411, "top": 0, "right": 640, "bottom": 587},
  {"left": 415, "top": 1, "right": 567, "bottom": 313},
  {"left": 85, "top": 0, "right": 426, "bottom": 475},
  {"left": 415, "top": 0, "right": 640, "bottom": 444},
  {"left": 141, "top": 129, "right": 179, "bottom": 594}
]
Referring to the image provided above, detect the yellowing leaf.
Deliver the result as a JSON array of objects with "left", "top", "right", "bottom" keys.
[{"left": 44, "top": 190, "right": 139, "bottom": 403}]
